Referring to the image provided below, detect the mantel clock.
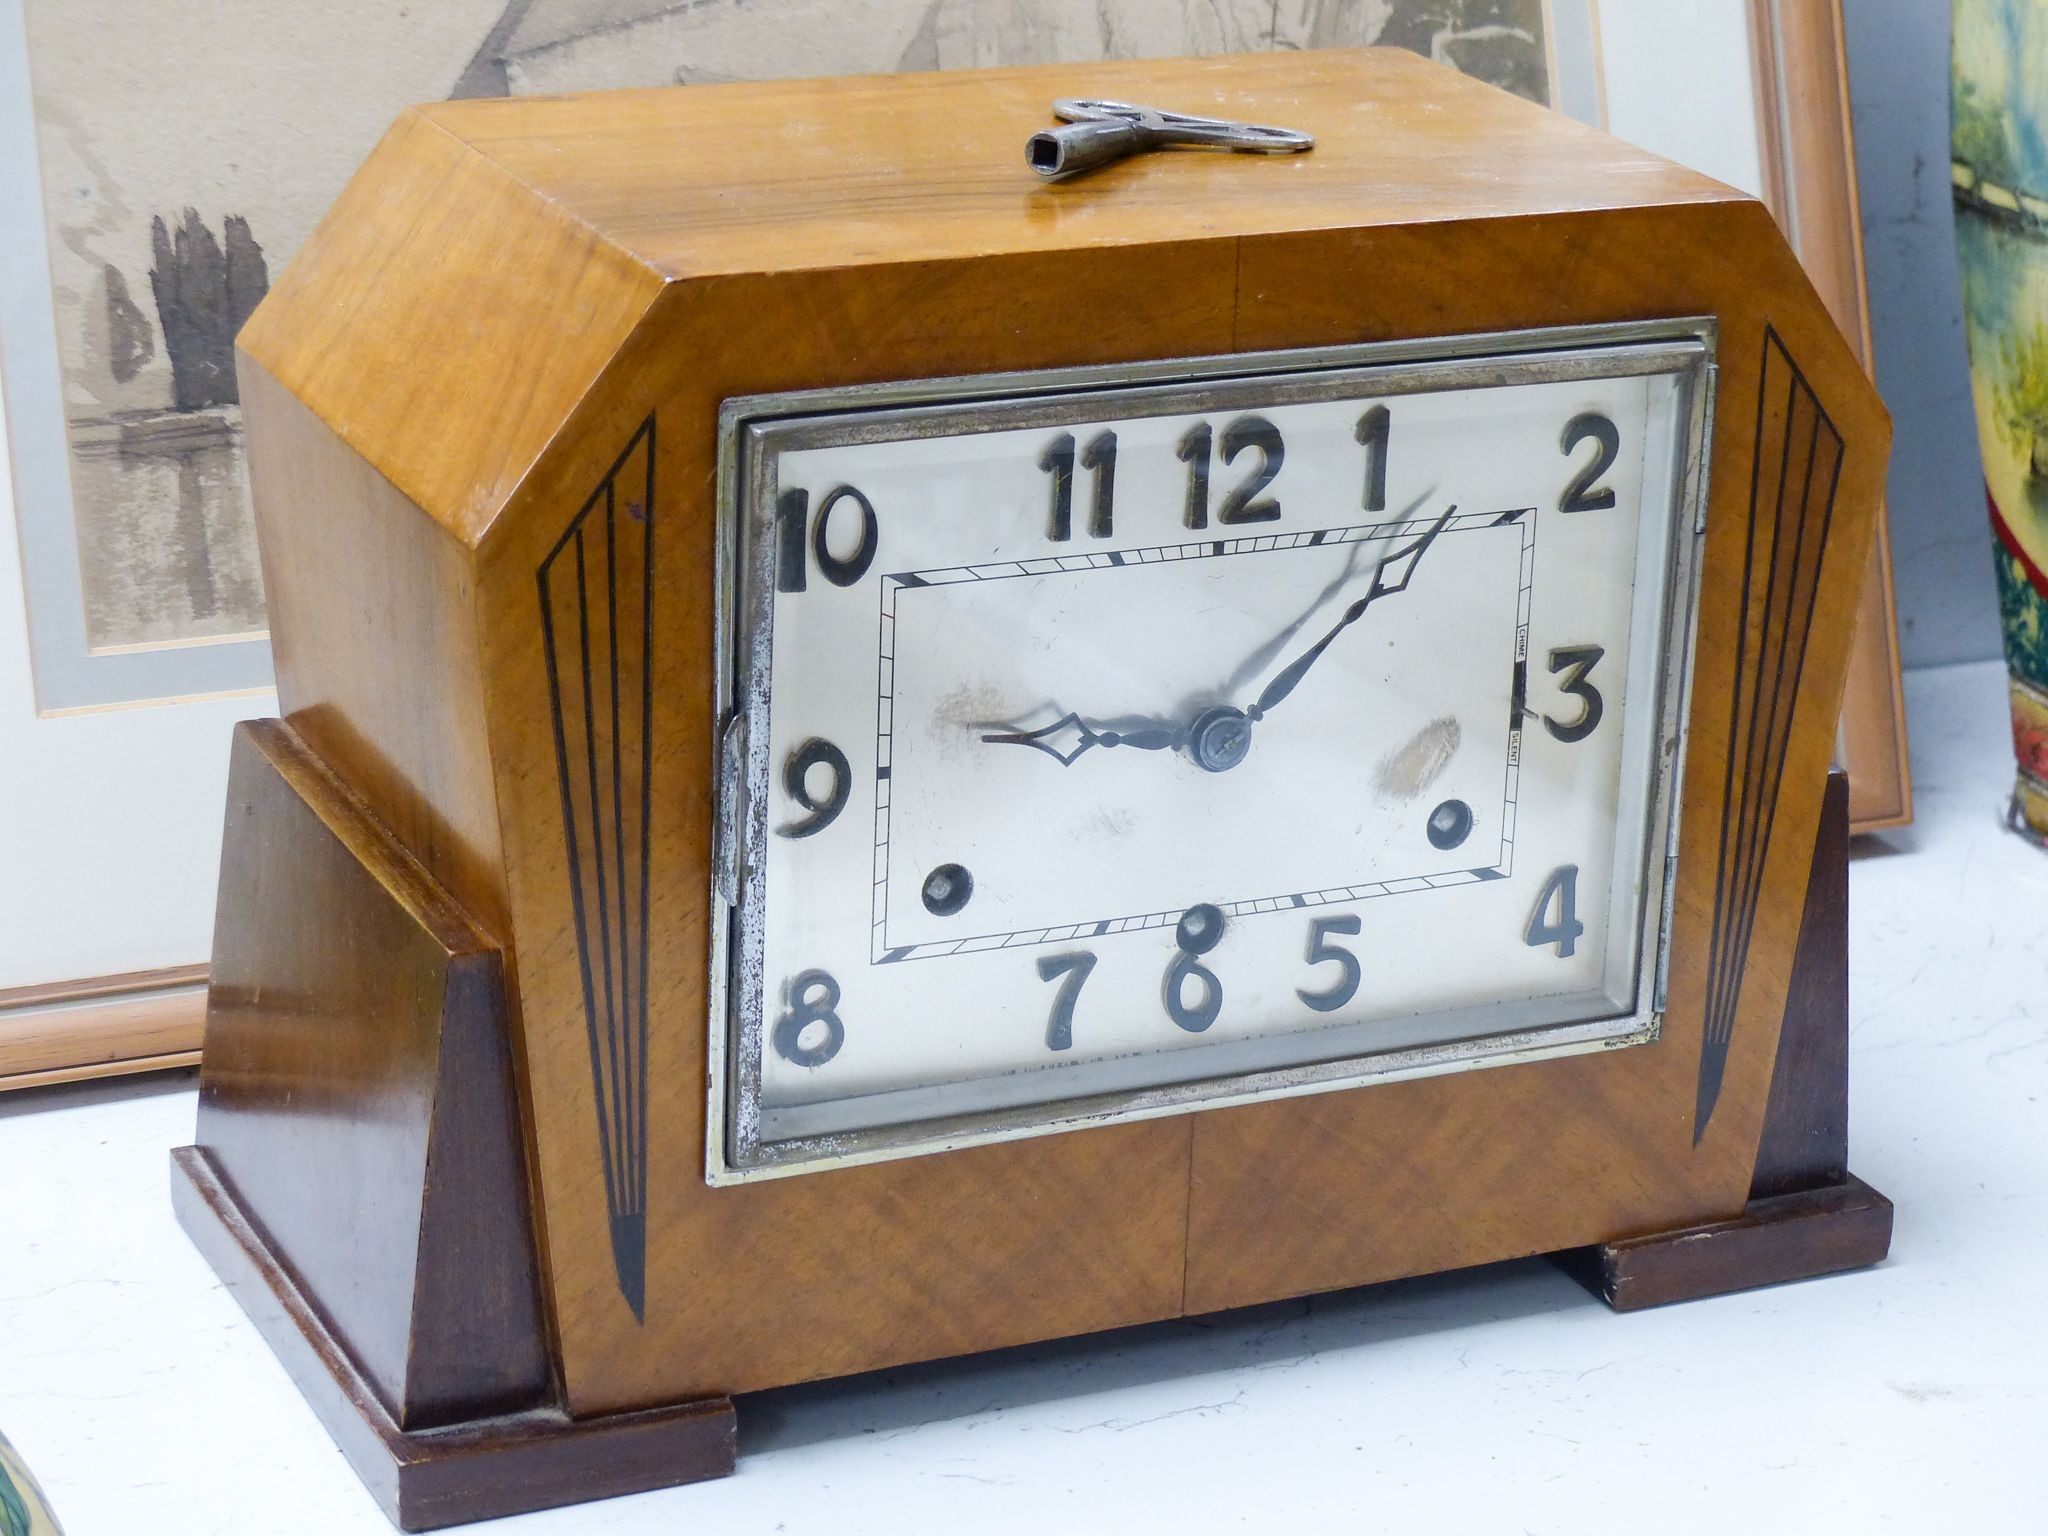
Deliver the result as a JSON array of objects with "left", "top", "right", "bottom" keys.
[{"left": 173, "top": 49, "right": 1893, "bottom": 1531}]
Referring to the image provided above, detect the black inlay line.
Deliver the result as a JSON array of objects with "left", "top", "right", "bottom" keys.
[
  {"left": 1697, "top": 329, "right": 1844, "bottom": 1141},
  {"left": 1718, "top": 341, "right": 1841, "bottom": 1045},
  {"left": 573, "top": 527, "right": 628, "bottom": 1236},
  {"left": 538, "top": 548, "right": 619, "bottom": 1226},
  {"left": 1722, "top": 415, "right": 1842, "bottom": 1076},
  {"left": 1308, "top": 528, "right": 1329, "bottom": 546},
  {"left": 633, "top": 423, "right": 654, "bottom": 1230},
  {"left": 604, "top": 479, "right": 633, "bottom": 1216},
  {"left": 1712, "top": 359, "right": 1805, "bottom": 1047},
  {"left": 1697, "top": 339, "right": 1779, "bottom": 1138},
  {"left": 1702, "top": 330, "right": 1780, "bottom": 1070},
  {"left": 1721, "top": 397, "right": 1829, "bottom": 1039},
  {"left": 539, "top": 413, "right": 656, "bottom": 1317}
]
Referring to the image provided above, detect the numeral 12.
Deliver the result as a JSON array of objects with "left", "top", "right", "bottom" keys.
[{"left": 1177, "top": 415, "right": 1285, "bottom": 527}]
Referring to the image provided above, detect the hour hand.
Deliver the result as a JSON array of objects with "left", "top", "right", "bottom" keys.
[{"left": 980, "top": 710, "right": 1182, "bottom": 767}]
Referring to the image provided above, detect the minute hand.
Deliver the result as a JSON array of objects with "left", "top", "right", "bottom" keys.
[{"left": 1250, "top": 506, "right": 1457, "bottom": 721}]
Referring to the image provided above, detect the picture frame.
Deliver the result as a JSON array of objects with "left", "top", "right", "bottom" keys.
[{"left": 1747, "top": 0, "right": 1914, "bottom": 832}]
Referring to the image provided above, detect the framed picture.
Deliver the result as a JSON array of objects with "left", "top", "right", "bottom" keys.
[
  {"left": 1748, "top": 0, "right": 1914, "bottom": 832},
  {"left": 4, "top": 0, "right": 1905, "bottom": 1087}
]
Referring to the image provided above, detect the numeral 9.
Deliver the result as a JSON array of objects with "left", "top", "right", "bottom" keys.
[{"left": 778, "top": 737, "right": 851, "bottom": 838}]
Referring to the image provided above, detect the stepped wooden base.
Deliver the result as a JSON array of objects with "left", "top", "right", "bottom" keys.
[
  {"left": 172, "top": 1146, "right": 734, "bottom": 1531},
  {"left": 176, "top": 728, "right": 1888, "bottom": 1528},
  {"left": 1560, "top": 1173, "right": 1893, "bottom": 1312},
  {"left": 1562, "top": 771, "right": 1892, "bottom": 1310}
]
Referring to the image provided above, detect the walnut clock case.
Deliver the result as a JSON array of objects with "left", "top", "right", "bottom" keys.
[{"left": 173, "top": 49, "right": 1893, "bottom": 1531}]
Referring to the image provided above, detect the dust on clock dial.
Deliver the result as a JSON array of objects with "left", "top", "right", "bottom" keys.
[{"left": 738, "top": 357, "right": 1688, "bottom": 1146}]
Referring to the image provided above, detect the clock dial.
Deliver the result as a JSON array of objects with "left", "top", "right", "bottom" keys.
[{"left": 714, "top": 328, "right": 1710, "bottom": 1178}]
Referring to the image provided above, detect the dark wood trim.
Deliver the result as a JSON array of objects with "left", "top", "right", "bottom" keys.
[
  {"left": 177, "top": 719, "right": 733, "bottom": 1528},
  {"left": 172, "top": 1147, "right": 734, "bottom": 1531},
  {"left": 1567, "top": 1174, "right": 1892, "bottom": 1313},
  {"left": 1751, "top": 770, "right": 1851, "bottom": 1197},
  {"left": 1563, "top": 770, "right": 1891, "bottom": 1309}
]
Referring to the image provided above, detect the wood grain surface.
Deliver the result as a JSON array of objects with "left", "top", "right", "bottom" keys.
[
  {"left": 199, "top": 720, "right": 546, "bottom": 1429},
  {"left": 1577, "top": 1173, "right": 1894, "bottom": 1313},
  {"left": 0, "top": 984, "right": 203, "bottom": 1090},
  {"left": 228, "top": 48, "right": 1890, "bottom": 1416}
]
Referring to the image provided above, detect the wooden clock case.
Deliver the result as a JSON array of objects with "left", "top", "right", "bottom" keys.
[{"left": 172, "top": 49, "right": 1892, "bottom": 1530}]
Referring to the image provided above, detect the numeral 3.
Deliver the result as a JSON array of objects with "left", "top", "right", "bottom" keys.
[{"left": 1542, "top": 645, "right": 1606, "bottom": 744}]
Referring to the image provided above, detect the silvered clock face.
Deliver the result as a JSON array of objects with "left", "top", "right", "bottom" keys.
[{"left": 712, "top": 325, "right": 1710, "bottom": 1180}]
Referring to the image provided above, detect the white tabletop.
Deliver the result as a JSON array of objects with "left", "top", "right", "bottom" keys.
[{"left": 4, "top": 657, "right": 2044, "bottom": 1535}]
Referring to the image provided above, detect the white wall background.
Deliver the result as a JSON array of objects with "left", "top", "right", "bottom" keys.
[
  {"left": 1843, "top": 0, "right": 2005, "bottom": 669},
  {"left": 0, "top": 407, "right": 269, "bottom": 987},
  {"left": 1597, "top": 0, "right": 1765, "bottom": 199}
]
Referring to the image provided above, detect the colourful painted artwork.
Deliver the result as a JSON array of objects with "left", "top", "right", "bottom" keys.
[
  {"left": 1953, "top": 0, "right": 2048, "bottom": 837},
  {"left": 0, "top": 1430, "right": 62, "bottom": 1536}
]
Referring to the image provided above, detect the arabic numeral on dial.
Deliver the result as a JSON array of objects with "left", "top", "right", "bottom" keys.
[
  {"left": 1163, "top": 951, "right": 1222, "bottom": 1032},
  {"left": 1043, "top": 429, "right": 1116, "bottom": 541},
  {"left": 1040, "top": 432, "right": 1075, "bottom": 540},
  {"left": 775, "top": 484, "right": 878, "bottom": 592},
  {"left": 1035, "top": 950, "right": 1097, "bottom": 1052},
  {"left": 1355, "top": 403, "right": 1390, "bottom": 512},
  {"left": 1559, "top": 412, "right": 1620, "bottom": 513},
  {"left": 1296, "top": 914, "right": 1362, "bottom": 1013},
  {"left": 778, "top": 737, "right": 850, "bottom": 838},
  {"left": 1542, "top": 645, "right": 1606, "bottom": 744},
  {"left": 1177, "top": 421, "right": 1213, "bottom": 529},
  {"left": 1524, "top": 865, "right": 1586, "bottom": 958},
  {"left": 1079, "top": 429, "right": 1117, "bottom": 537},
  {"left": 1163, "top": 902, "right": 1225, "bottom": 1032},
  {"left": 773, "top": 969, "right": 846, "bottom": 1067},
  {"left": 1218, "top": 414, "right": 1284, "bottom": 524}
]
